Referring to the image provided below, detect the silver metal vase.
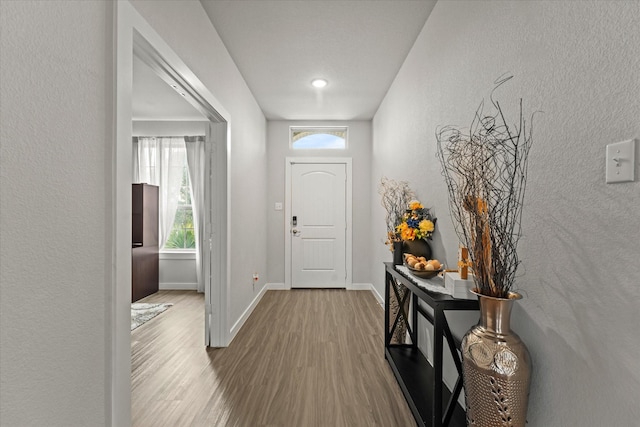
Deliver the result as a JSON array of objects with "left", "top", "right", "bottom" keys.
[{"left": 461, "top": 291, "right": 531, "bottom": 427}]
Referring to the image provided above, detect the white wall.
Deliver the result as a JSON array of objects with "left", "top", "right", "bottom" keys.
[
  {"left": 0, "top": 1, "right": 112, "bottom": 425},
  {"left": 372, "top": 2, "right": 640, "bottom": 426},
  {"left": 130, "top": 0, "right": 268, "bottom": 328},
  {"left": 0, "top": 1, "right": 267, "bottom": 424},
  {"left": 266, "top": 121, "right": 372, "bottom": 286},
  {"left": 159, "top": 252, "right": 197, "bottom": 290},
  {"left": 132, "top": 120, "right": 207, "bottom": 136}
]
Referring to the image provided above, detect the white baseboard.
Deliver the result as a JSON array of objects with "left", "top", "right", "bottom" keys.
[
  {"left": 369, "top": 284, "right": 385, "bottom": 309},
  {"left": 229, "top": 284, "right": 269, "bottom": 340},
  {"left": 265, "top": 283, "right": 376, "bottom": 292},
  {"left": 159, "top": 282, "right": 197, "bottom": 290},
  {"left": 348, "top": 283, "right": 385, "bottom": 309}
]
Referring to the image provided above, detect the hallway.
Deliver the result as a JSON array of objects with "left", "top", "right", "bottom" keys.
[{"left": 131, "top": 290, "right": 414, "bottom": 426}]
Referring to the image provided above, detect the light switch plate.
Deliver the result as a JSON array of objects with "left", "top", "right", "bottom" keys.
[
  {"left": 274, "top": 202, "right": 283, "bottom": 211},
  {"left": 606, "top": 139, "right": 636, "bottom": 183}
]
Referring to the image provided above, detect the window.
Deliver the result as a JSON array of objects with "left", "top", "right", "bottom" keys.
[
  {"left": 134, "top": 136, "right": 197, "bottom": 251},
  {"left": 291, "top": 127, "right": 347, "bottom": 149},
  {"left": 164, "top": 160, "right": 195, "bottom": 250}
]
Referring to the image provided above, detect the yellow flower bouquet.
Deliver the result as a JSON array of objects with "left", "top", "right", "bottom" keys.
[{"left": 396, "top": 200, "right": 436, "bottom": 241}]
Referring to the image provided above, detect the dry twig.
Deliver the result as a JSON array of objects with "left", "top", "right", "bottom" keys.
[
  {"left": 378, "top": 177, "right": 415, "bottom": 247},
  {"left": 436, "top": 75, "right": 536, "bottom": 297}
]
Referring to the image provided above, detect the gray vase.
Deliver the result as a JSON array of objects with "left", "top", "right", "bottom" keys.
[
  {"left": 461, "top": 291, "right": 531, "bottom": 427},
  {"left": 402, "top": 238, "right": 431, "bottom": 260}
]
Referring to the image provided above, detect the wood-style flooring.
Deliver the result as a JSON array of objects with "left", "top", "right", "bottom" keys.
[{"left": 131, "top": 289, "right": 415, "bottom": 426}]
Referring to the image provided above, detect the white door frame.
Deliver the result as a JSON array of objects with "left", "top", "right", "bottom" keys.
[
  {"left": 113, "top": 2, "right": 231, "bottom": 425},
  {"left": 284, "top": 157, "right": 353, "bottom": 290}
]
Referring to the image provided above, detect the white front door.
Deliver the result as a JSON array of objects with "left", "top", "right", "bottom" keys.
[{"left": 290, "top": 163, "right": 347, "bottom": 288}]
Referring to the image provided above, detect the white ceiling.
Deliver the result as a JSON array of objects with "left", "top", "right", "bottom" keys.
[
  {"left": 132, "top": 55, "right": 208, "bottom": 121},
  {"left": 132, "top": 1, "right": 437, "bottom": 122},
  {"left": 200, "top": 0, "right": 437, "bottom": 120}
]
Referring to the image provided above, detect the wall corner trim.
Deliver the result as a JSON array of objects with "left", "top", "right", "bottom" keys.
[
  {"left": 369, "top": 284, "right": 385, "bottom": 309},
  {"left": 348, "top": 283, "right": 385, "bottom": 309},
  {"left": 159, "top": 283, "right": 198, "bottom": 290}
]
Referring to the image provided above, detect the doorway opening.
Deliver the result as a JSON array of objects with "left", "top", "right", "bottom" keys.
[
  {"left": 130, "top": 19, "right": 229, "bottom": 347},
  {"left": 114, "top": 2, "right": 230, "bottom": 424},
  {"left": 132, "top": 51, "right": 205, "bottom": 288}
]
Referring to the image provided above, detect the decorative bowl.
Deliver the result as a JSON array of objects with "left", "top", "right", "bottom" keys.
[{"left": 405, "top": 263, "right": 442, "bottom": 279}]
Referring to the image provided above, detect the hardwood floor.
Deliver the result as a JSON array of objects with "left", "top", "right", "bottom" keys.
[{"left": 132, "top": 289, "right": 415, "bottom": 426}]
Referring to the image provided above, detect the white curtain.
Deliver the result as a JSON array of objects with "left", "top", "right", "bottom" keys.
[
  {"left": 136, "top": 137, "right": 186, "bottom": 248},
  {"left": 185, "top": 137, "right": 206, "bottom": 293},
  {"left": 132, "top": 139, "right": 140, "bottom": 183}
]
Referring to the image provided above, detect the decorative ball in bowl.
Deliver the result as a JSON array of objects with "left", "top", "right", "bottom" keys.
[{"left": 404, "top": 254, "right": 443, "bottom": 279}]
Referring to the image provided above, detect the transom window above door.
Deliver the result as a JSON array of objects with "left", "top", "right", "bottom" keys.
[{"left": 290, "top": 126, "right": 348, "bottom": 150}]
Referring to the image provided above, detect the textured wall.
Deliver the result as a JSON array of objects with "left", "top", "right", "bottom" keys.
[
  {"left": 130, "top": 0, "right": 268, "bottom": 325},
  {"left": 371, "top": 1, "right": 640, "bottom": 425},
  {"left": 266, "top": 121, "right": 372, "bottom": 285},
  {"left": 1, "top": 0, "right": 267, "bottom": 424},
  {"left": 159, "top": 255, "right": 197, "bottom": 290},
  {"left": 0, "top": 1, "right": 111, "bottom": 425}
]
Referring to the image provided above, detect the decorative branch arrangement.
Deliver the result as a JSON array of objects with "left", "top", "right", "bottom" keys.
[
  {"left": 378, "top": 177, "right": 415, "bottom": 248},
  {"left": 436, "top": 75, "right": 535, "bottom": 298}
]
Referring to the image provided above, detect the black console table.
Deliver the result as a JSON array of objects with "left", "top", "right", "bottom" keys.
[{"left": 384, "top": 262, "right": 479, "bottom": 427}]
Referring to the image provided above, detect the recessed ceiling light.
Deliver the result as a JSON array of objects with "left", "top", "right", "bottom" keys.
[{"left": 311, "top": 78, "right": 328, "bottom": 88}]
